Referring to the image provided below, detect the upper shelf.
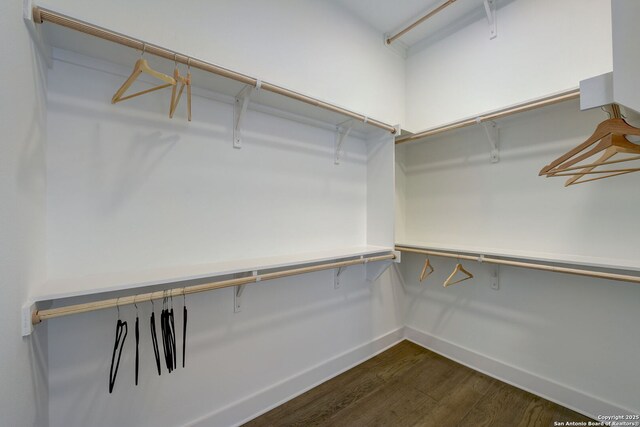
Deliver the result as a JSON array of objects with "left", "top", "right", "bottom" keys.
[
  {"left": 34, "top": 246, "right": 394, "bottom": 303},
  {"left": 31, "top": 6, "right": 396, "bottom": 136},
  {"left": 395, "top": 240, "right": 640, "bottom": 273},
  {"left": 396, "top": 89, "right": 580, "bottom": 145}
]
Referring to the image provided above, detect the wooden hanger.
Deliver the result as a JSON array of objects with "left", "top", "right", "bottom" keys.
[
  {"left": 419, "top": 257, "right": 434, "bottom": 282},
  {"left": 443, "top": 262, "right": 473, "bottom": 287},
  {"left": 169, "top": 57, "right": 192, "bottom": 121},
  {"left": 540, "top": 105, "right": 640, "bottom": 176},
  {"left": 112, "top": 45, "right": 176, "bottom": 104},
  {"left": 548, "top": 134, "right": 640, "bottom": 185}
]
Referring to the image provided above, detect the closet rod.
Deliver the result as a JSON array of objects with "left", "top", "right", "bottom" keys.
[
  {"left": 31, "top": 253, "right": 396, "bottom": 324},
  {"left": 395, "top": 246, "right": 640, "bottom": 284},
  {"left": 386, "top": 0, "right": 457, "bottom": 45},
  {"left": 32, "top": 7, "right": 396, "bottom": 135},
  {"left": 395, "top": 89, "right": 580, "bottom": 144}
]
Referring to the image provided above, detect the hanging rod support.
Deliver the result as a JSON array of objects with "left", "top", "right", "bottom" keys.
[
  {"left": 22, "top": 301, "right": 37, "bottom": 337},
  {"left": 483, "top": 0, "right": 497, "bottom": 39},
  {"left": 335, "top": 265, "right": 347, "bottom": 289},
  {"left": 234, "top": 81, "right": 261, "bottom": 149},
  {"left": 234, "top": 270, "right": 258, "bottom": 312},
  {"left": 367, "top": 250, "right": 401, "bottom": 282},
  {"left": 477, "top": 118, "right": 499, "bottom": 163},
  {"left": 335, "top": 120, "right": 354, "bottom": 165},
  {"left": 491, "top": 265, "right": 500, "bottom": 290}
]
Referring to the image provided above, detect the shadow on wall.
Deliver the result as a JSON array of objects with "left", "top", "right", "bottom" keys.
[
  {"left": 18, "top": 37, "right": 48, "bottom": 198},
  {"left": 400, "top": 253, "right": 543, "bottom": 334},
  {"left": 400, "top": 101, "right": 607, "bottom": 176},
  {"left": 408, "top": 0, "right": 520, "bottom": 55},
  {"left": 28, "top": 324, "right": 49, "bottom": 427}
]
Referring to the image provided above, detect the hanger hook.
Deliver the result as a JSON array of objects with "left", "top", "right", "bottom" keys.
[
  {"left": 174, "top": 53, "right": 178, "bottom": 67},
  {"left": 183, "top": 287, "right": 186, "bottom": 304},
  {"left": 133, "top": 294, "right": 138, "bottom": 313},
  {"left": 601, "top": 106, "right": 612, "bottom": 119},
  {"left": 116, "top": 297, "right": 121, "bottom": 319},
  {"left": 187, "top": 57, "right": 191, "bottom": 71},
  {"left": 141, "top": 43, "right": 146, "bottom": 57}
]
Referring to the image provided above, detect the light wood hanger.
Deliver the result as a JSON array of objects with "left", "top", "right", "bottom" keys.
[
  {"left": 549, "top": 134, "right": 640, "bottom": 185},
  {"left": 419, "top": 257, "right": 434, "bottom": 282},
  {"left": 545, "top": 132, "right": 640, "bottom": 175},
  {"left": 169, "top": 56, "right": 192, "bottom": 121},
  {"left": 112, "top": 44, "right": 176, "bottom": 104},
  {"left": 539, "top": 105, "right": 640, "bottom": 176},
  {"left": 443, "top": 260, "right": 473, "bottom": 287}
]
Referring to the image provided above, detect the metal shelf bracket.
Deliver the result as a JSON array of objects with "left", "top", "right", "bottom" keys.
[
  {"left": 478, "top": 119, "right": 499, "bottom": 163},
  {"left": 366, "top": 250, "right": 401, "bottom": 283},
  {"left": 335, "top": 120, "right": 355, "bottom": 165},
  {"left": 334, "top": 265, "right": 347, "bottom": 289},
  {"left": 483, "top": 0, "right": 497, "bottom": 39},
  {"left": 234, "top": 270, "right": 258, "bottom": 312},
  {"left": 491, "top": 265, "right": 500, "bottom": 290},
  {"left": 234, "top": 81, "right": 261, "bottom": 149}
]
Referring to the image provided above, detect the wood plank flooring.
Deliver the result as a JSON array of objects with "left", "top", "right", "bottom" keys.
[{"left": 244, "top": 340, "right": 592, "bottom": 427}]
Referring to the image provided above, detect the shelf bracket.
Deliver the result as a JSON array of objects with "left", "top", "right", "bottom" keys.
[
  {"left": 334, "top": 265, "right": 347, "bottom": 289},
  {"left": 335, "top": 120, "right": 355, "bottom": 165},
  {"left": 483, "top": 0, "right": 497, "bottom": 40},
  {"left": 491, "top": 265, "right": 500, "bottom": 290},
  {"left": 234, "top": 270, "right": 258, "bottom": 312},
  {"left": 478, "top": 119, "right": 499, "bottom": 163},
  {"left": 233, "top": 81, "right": 261, "bottom": 149},
  {"left": 366, "top": 250, "right": 401, "bottom": 283},
  {"left": 22, "top": 301, "right": 36, "bottom": 337}
]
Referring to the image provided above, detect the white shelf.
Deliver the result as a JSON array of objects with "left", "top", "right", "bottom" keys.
[
  {"left": 36, "top": 13, "right": 391, "bottom": 136},
  {"left": 395, "top": 240, "right": 640, "bottom": 273},
  {"left": 33, "top": 246, "right": 394, "bottom": 303}
]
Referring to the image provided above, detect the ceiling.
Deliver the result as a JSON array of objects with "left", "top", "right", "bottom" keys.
[{"left": 331, "top": 0, "right": 499, "bottom": 49}]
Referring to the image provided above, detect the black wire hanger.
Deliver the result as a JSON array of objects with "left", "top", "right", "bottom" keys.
[
  {"left": 134, "top": 295, "right": 140, "bottom": 386},
  {"left": 150, "top": 297, "right": 161, "bottom": 376},
  {"left": 182, "top": 287, "right": 187, "bottom": 369},
  {"left": 109, "top": 297, "right": 128, "bottom": 394}
]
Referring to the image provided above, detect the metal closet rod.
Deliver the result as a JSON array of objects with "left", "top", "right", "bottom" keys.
[
  {"left": 395, "top": 246, "right": 640, "bottom": 284},
  {"left": 32, "top": 7, "right": 396, "bottom": 135},
  {"left": 386, "top": 0, "right": 458, "bottom": 45},
  {"left": 31, "top": 253, "right": 396, "bottom": 324},
  {"left": 396, "top": 89, "right": 581, "bottom": 145}
]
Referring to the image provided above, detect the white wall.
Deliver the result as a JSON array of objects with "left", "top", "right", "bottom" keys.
[
  {"left": 45, "top": 52, "right": 403, "bottom": 426},
  {"left": 397, "top": 100, "right": 640, "bottom": 416},
  {"left": 47, "top": 52, "right": 375, "bottom": 278},
  {"left": 405, "top": 0, "right": 613, "bottom": 131},
  {"left": 38, "top": 0, "right": 405, "bottom": 127},
  {"left": 0, "top": 3, "right": 49, "bottom": 427}
]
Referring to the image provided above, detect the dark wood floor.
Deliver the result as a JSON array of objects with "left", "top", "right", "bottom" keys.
[{"left": 244, "top": 340, "right": 592, "bottom": 427}]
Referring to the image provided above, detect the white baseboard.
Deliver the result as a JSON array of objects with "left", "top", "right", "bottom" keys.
[
  {"left": 185, "top": 327, "right": 405, "bottom": 427},
  {"left": 404, "top": 326, "right": 636, "bottom": 420}
]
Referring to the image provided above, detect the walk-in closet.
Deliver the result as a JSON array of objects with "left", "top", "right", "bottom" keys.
[{"left": 1, "top": 0, "right": 638, "bottom": 426}]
